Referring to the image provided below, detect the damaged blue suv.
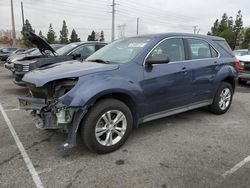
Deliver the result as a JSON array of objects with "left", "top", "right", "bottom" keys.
[{"left": 18, "top": 33, "right": 237, "bottom": 153}]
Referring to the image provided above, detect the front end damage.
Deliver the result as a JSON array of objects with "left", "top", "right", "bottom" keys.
[{"left": 18, "top": 78, "right": 87, "bottom": 151}]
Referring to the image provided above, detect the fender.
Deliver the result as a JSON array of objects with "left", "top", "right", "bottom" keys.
[
  {"left": 211, "top": 63, "right": 237, "bottom": 97},
  {"left": 59, "top": 72, "right": 147, "bottom": 118}
]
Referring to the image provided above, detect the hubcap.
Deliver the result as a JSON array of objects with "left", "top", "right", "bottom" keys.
[
  {"left": 95, "top": 110, "right": 127, "bottom": 146},
  {"left": 219, "top": 88, "right": 231, "bottom": 110}
]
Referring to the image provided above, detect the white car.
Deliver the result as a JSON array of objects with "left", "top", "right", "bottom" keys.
[
  {"left": 233, "top": 49, "right": 249, "bottom": 59},
  {"left": 237, "top": 54, "right": 250, "bottom": 84}
]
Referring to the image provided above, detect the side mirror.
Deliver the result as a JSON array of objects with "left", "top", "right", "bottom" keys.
[{"left": 145, "top": 54, "right": 170, "bottom": 65}]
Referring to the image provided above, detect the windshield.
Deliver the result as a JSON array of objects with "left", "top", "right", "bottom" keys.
[
  {"left": 233, "top": 50, "right": 248, "bottom": 56},
  {"left": 56, "top": 43, "right": 78, "bottom": 55},
  {"left": 86, "top": 37, "right": 152, "bottom": 64},
  {"left": 30, "top": 49, "right": 41, "bottom": 55}
]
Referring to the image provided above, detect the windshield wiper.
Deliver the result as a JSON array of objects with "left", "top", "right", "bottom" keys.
[{"left": 87, "top": 59, "right": 110, "bottom": 64}]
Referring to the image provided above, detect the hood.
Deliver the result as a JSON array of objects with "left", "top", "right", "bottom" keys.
[
  {"left": 22, "top": 60, "right": 119, "bottom": 87},
  {"left": 27, "top": 32, "right": 56, "bottom": 55},
  {"left": 8, "top": 54, "right": 28, "bottom": 62},
  {"left": 238, "top": 55, "right": 250, "bottom": 62}
]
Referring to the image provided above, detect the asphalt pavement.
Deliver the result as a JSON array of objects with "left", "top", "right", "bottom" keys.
[{"left": 0, "top": 61, "right": 250, "bottom": 188}]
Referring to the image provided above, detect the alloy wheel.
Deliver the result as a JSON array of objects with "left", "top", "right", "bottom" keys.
[{"left": 95, "top": 110, "right": 127, "bottom": 146}]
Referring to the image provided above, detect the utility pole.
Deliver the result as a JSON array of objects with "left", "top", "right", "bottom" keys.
[
  {"left": 10, "top": 0, "right": 16, "bottom": 41},
  {"left": 21, "top": 1, "right": 24, "bottom": 27},
  {"left": 136, "top": 17, "right": 139, "bottom": 35},
  {"left": 110, "top": 0, "right": 117, "bottom": 42},
  {"left": 193, "top": 25, "right": 199, "bottom": 34},
  {"left": 117, "top": 24, "right": 127, "bottom": 39}
]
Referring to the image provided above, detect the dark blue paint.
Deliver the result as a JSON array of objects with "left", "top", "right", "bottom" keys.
[{"left": 22, "top": 33, "right": 237, "bottom": 123}]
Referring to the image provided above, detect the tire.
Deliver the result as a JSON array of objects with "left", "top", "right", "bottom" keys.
[
  {"left": 81, "top": 99, "right": 133, "bottom": 154},
  {"left": 209, "top": 82, "right": 233, "bottom": 115},
  {"left": 238, "top": 78, "right": 247, "bottom": 85}
]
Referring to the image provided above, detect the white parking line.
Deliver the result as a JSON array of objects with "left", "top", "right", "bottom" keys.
[
  {"left": 5, "top": 108, "right": 20, "bottom": 112},
  {"left": 222, "top": 155, "right": 250, "bottom": 178},
  {"left": 0, "top": 104, "right": 44, "bottom": 188}
]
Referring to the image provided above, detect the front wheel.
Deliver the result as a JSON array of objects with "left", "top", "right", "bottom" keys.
[
  {"left": 209, "top": 82, "right": 233, "bottom": 114},
  {"left": 81, "top": 99, "right": 133, "bottom": 154}
]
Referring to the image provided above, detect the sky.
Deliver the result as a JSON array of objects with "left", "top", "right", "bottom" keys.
[{"left": 0, "top": 0, "right": 250, "bottom": 42}]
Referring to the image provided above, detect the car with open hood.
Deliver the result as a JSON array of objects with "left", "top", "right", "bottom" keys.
[
  {"left": 13, "top": 32, "right": 107, "bottom": 86},
  {"left": 4, "top": 44, "right": 64, "bottom": 73},
  {"left": 18, "top": 33, "right": 237, "bottom": 154}
]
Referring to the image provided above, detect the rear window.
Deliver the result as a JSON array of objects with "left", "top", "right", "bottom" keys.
[
  {"left": 187, "top": 39, "right": 218, "bottom": 59},
  {"left": 213, "top": 40, "right": 234, "bottom": 56}
]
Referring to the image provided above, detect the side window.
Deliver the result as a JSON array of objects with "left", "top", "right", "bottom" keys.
[
  {"left": 149, "top": 38, "right": 185, "bottom": 62},
  {"left": 95, "top": 44, "right": 105, "bottom": 51},
  {"left": 211, "top": 47, "right": 218, "bottom": 58},
  {"left": 187, "top": 39, "right": 218, "bottom": 59},
  {"left": 71, "top": 45, "right": 95, "bottom": 57}
]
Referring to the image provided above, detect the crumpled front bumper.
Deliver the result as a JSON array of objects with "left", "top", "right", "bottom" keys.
[
  {"left": 18, "top": 96, "right": 74, "bottom": 129},
  {"left": 18, "top": 96, "right": 87, "bottom": 151}
]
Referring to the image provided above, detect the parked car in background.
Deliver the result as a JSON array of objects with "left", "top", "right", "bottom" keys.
[
  {"left": 13, "top": 32, "right": 106, "bottom": 86},
  {"left": 4, "top": 44, "right": 64, "bottom": 73},
  {"left": 236, "top": 54, "right": 250, "bottom": 85},
  {"left": 0, "top": 48, "right": 25, "bottom": 61},
  {"left": 233, "top": 49, "right": 249, "bottom": 59},
  {"left": 18, "top": 33, "right": 237, "bottom": 154}
]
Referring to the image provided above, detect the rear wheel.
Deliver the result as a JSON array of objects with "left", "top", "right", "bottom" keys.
[
  {"left": 238, "top": 78, "right": 247, "bottom": 85},
  {"left": 209, "top": 82, "right": 233, "bottom": 114},
  {"left": 81, "top": 99, "right": 133, "bottom": 154}
]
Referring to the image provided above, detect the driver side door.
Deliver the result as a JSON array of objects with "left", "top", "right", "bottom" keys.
[{"left": 141, "top": 38, "right": 192, "bottom": 116}]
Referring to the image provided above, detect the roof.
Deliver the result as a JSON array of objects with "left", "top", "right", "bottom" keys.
[
  {"left": 127, "top": 33, "right": 225, "bottom": 41},
  {"left": 70, "top": 41, "right": 107, "bottom": 45}
]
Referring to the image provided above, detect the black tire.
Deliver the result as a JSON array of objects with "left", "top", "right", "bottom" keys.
[
  {"left": 209, "top": 82, "right": 233, "bottom": 115},
  {"left": 238, "top": 78, "right": 247, "bottom": 85},
  {"left": 81, "top": 99, "right": 133, "bottom": 154}
]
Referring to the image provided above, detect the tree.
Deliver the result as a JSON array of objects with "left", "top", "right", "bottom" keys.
[
  {"left": 241, "top": 28, "right": 250, "bottom": 49},
  {"left": 38, "top": 30, "right": 46, "bottom": 40},
  {"left": 87, "top": 30, "right": 97, "bottom": 41},
  {"left": 21, "top": 19, "right": 35, "bottom": 47},
  {"left": 47, "top": 24, "right": 56, "bottom": 44},
  {"left": 99, "top": 30, "right": 105, "bottom": 42},
  {"left": 208, "top": 11, "right": 244, "bottom": 49},
  {"left": 59, "top": 20, "right": 69, "bottom": 44},
  {"left": 70, "top": 29, "right": 80, "bottom": 42},
  {"left": 210, "top": 19, "right": 219, "bottom": 36},
  {"left": 233, "top": 10, "right": 243, "bottom": 47}
]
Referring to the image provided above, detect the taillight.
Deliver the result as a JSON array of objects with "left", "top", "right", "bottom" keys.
[{"left": 235, "top": 60, "right": 244, "bottom": 71}]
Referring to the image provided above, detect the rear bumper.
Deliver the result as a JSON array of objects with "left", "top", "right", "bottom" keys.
[{"left": 238, "top": 72, "right": 250, "bottom": 80}]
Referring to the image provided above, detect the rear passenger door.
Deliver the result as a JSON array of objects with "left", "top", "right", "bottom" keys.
[{"left": 185, "top": 38, "right": 219, "bottom": 103}]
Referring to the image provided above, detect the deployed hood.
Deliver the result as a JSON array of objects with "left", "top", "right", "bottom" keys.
[
  {"left": 238, "top": 55, "right": 250, "bottom": 62},
  {"left": 26, "top": 32, "right": 56, "bottom": 55},
  {"left": 22, "top": 60, "right": 119, "bottom": 87}
]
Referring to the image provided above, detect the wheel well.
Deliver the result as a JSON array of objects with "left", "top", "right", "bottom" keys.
[
  {"left": 222, "top": 76, "right": 235, "bottom": 91},
  {"left": 93, "top": 93, "right": 138, "bottom": 127}
]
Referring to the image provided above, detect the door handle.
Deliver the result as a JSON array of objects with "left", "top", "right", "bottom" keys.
[{"left": 182, "top": 67, "right": 187, "bottom": 70}]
